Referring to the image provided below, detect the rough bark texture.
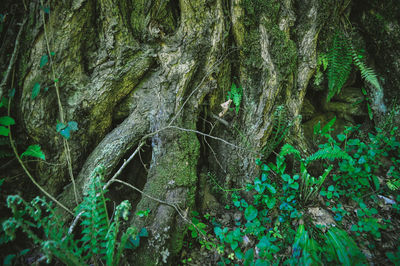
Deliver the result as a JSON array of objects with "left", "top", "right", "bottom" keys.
[{"left": 1, "top": 0, "right": 400, "bottom": 264}]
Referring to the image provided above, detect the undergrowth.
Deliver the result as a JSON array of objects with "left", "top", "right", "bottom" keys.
[
  {"left": 186, "top": 118, "right": 400, "bottom": 265},
  {"left": 2, "top": 165, "right": 148, "bottom": 265}
]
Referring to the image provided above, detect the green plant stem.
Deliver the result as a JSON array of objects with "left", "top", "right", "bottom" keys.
[
  {"left": 7, "top": 99, "right": 73, "bottom": 215},
  {"left": 39, "top": 0, "right": 78, "bottom": 204}
]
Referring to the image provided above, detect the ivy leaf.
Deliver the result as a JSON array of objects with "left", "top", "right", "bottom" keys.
[
  {"left": 56, "top": 122, "right": 67, "bottom": 132},
  {"left": 67, "top": 121, "right": 78, "bottom": 131},
  {"left": 0, "top": 126, "right": 9, "bottom": 136},
  {"left": 40, "top": 54, "right": 49, "bottom": 68},
  {"left": 244, "top": 205, "right": 258, "bottom": 221},
  {"left": 139, "top": 227, "right": 148, "bottom": 237},
  {"left": 60, "top": 127, "right": 71, "bottom": 139},
  {"left": 0, "top": 116, "right": 15, "bottom": 126},
  {"left": 31, "top": 83, "right": 40, "bottom": 100},
  {"left": 21, "top": 145, "right": 45, "bottom": 160}
]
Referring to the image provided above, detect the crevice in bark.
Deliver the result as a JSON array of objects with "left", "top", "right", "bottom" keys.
[{"left": 107, "top": 140, "right": 152, "bottom": 208}]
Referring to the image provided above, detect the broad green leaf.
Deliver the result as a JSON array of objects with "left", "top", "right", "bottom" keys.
[
  {"left": 244, "top": 205, "right": 258, "bottom": 221},
  {"left": 21, "top": 145, "right": 45, "bottom": 160},
  {"left": 31, "top": 83, "right": 40, "bottom": 100},
  {"left": 40, "top": 54, "right": 48, "bottom": 68},
  {"left": 0, "top": 116, "right": 15, "bottom": 126},
  {"left": 0, "top": 126, "right": 9, "bottom": 136}
]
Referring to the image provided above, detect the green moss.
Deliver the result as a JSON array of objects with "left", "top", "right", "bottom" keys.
[
  {"left": 240, "top": 0, "right": 297, "bottom": 81},
  {"left": 130, "top": 0, "right": 148, "bottom": 39}
]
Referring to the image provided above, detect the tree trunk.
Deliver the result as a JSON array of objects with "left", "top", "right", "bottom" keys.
[{"left": 1, "top": 0, "right": 399, "bottom": 264}]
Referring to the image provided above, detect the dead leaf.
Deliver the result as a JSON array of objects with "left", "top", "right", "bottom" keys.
[{"left": 219, "top": 99, "right": 232, "bottom": 117}]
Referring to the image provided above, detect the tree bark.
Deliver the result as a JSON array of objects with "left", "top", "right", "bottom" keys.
[{"left": 1, "top": 0, "right": 399, "bottom": 264}]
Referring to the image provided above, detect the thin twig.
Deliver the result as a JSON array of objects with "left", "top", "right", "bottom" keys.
[
  {"left": 67, "top": 211, "right": 84, "bottom": 235},
  {"left": 168, "top": 47, "right": 239, "bottom": 126},
  {"left": 166, "top": 126, "right": 259, "bottom": 154},
  {"left": 103, "top": 141, "right": 146, "bottom": 191},
  {"left": 113, "top": 179, "right": 189, "bottom": 222}
]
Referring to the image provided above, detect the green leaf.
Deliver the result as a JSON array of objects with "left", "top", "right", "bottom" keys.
[
  {"left": 321, "top": 117, "right": 336, "bottom": 134},
  {"left": 244, "top": 249, "right": 254, "bottom": 266},
  {"left": 231, "top": 240, "right": 238, "bottom": 251},
  {"left": 0, "top": 126, "right": 10, "bottom": 136},
  {"left": 40, "top": 54, "right": 48, "bottom": 68},
  {"left": 67, "top": 121, "right": 78, "bottom": 131},
  {"left": 372, "top": 175, "right": 380, "bottom": 190},
  {"left": 261, "top": 164, "right": 270, "bottom": 172},
  {"left": 0, "top": 116, "right": 15, "bottom": 126},
  {"left": 31, "top": 83, "right": 40, "bottom": 100},
  {"left": 3, "top": 254, "right": 16, "bottom": 266},
  {"left": 290, "top": 182, "right": 299, "bottom": 190},
  {"left": 139, "top": 227, "right": 148, "bottom": 237},
  {"left": 56, "top": 122, "right": 66, "bottom": 132},
  {"left": 266, "top": 197, "right": 276, "bottom": 209},
  {"left": 21, "top": 145, "right": 45, "bottom": 160},
  {"left": 337, "top": 134, "right": 346, "bottom": 142},
  {"left": 244, "top": 205, "right": 258, "bottom": 221},
  {"left": 266, "top": 184, "right": 276, "bottom": 194}
]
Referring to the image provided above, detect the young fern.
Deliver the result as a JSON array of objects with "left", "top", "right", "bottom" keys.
[
  {"left": 350, "top": 45, "right": 382, "bottom": 91},
  {"left": 327, "top": 32, "right": 352, "bottom": 102},
  {"left": 326, "top": 32, "right": 382, "bottom": 102},
  {"left": 262, "top": 105, "right": 291, "bottom": 159},
  {"left": 77, "top": 165, "right": 110, "bottom": 261},
  {"left": 307, "top": 145, "right": 352, "bottom": 163},
  {"left": 2, "top": 165, "right": 137, "bottom": 266}
]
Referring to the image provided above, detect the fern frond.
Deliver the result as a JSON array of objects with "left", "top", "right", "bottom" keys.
[
  {"left": 262, "top": 105, "right": 291, "bottom": 159},
  {"left": 350, "top": 46, "right": 382, "bottom": 91},
  {"left": 327, "top": 33, "right": 352, "bottom": 102},
  {"left": 280, "top": 143, "right": 301, "bottom": 160},
  {"left": 387, "top": 179, "right": 400, "bottom": 191},
  {"left": 307, "top": 145, "right": 351, "bottom": 162},
  {"left": 78, "top": 165, "right": 110, "bottom": 261}
]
